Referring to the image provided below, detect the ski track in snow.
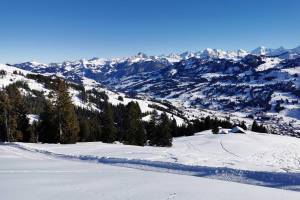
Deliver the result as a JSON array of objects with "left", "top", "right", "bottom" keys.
[
  {"left": 219, "top": 140, "right": 240, "bottom": 158},
  {"left": 4, "top": 142, "right": 300, "bottom": 192}
]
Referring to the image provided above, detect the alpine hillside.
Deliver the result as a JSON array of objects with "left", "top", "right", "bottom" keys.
[{"left": 8, "top": 46, "right": 300, "bottom": 137}]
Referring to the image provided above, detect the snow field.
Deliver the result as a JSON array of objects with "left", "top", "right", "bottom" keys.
[{"left": 1, "top": 144, "right": 300, "bottom": 200}]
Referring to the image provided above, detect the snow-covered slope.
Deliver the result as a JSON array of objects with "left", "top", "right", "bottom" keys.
[
  {"left": 1, "top": 144, "right": 299, "bottom": 200},
  {"left": 0, "top": 64, "right": 49, "bottom": 92},
  {"left": 0, "top": 64, "right": 186, "bottom": 124},
  {"left": 18, "top": 130, "right": 300, "bottom": 173}
]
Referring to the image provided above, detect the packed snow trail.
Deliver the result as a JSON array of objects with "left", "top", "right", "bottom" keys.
[{"left": 6, "top": 142, "right": 300, "bottom": 191}]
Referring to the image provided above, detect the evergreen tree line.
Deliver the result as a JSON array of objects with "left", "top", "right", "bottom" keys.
[
  {"left": 0, "top": 84, "right": 32, "bottom": 142},
  {"left": 38, "top": 79, "right": 80, "bottom": 144},
  {"left": 170, "top": 116, "right": 233, "bottom": 137},
  {"left": 166, "top": 116, "right": 267, "bottom": 137},
  {"left": 0, "top": 79, "right": 174, "bottom": 146},
  {"left": 0, "top": 78, "right": 269, "bottom": 146},
  {"left": 77, "top": 102, "right": 173, "bottom": 147},
  {"left": 251, "top": 120, "right": 268, "bottom": 133}
]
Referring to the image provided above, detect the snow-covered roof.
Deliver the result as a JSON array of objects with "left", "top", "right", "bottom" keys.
[
  {"left": 219, "top": 129, "right": 229, "bottom": 134},
  {"left": 230, "top": 126, "right": 246, "bottom": 133}
]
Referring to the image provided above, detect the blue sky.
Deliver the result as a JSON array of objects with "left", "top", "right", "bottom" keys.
[{"left": 0, "top": 0, "right": 299, "bottom": 63}]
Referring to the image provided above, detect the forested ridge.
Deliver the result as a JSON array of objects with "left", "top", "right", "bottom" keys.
[{"left": 0, "top": 71, "right": 268, "bottom": 146}]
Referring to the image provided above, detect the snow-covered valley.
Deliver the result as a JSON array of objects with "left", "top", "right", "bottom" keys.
[{"left": 8, "top": 45, "right": 300, "bottom": 136}]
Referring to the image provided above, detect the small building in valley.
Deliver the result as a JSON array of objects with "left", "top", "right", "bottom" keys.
[
  {"left": 230, "top": 126, "right": 246, "bottom": 134},
  {"left": 218, "top": 129, "right": 229, "bottom": 134}
]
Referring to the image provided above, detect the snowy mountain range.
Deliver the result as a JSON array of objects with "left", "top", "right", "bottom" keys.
[
  {"left": 251, "top": 46, "right": 300, "bottom": 58},
  {"left": 3, "top": 45, "right": 300, "bottom": 136}
]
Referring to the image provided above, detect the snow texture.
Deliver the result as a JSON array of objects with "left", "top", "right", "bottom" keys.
[
  {"left": 1, "top": 143, "right": 299, "bottom": 200},
  {"left": 4, "top": 130, "right": 300, "bottom": 192}
]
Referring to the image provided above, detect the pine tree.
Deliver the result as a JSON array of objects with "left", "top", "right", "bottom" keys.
[
  {"left": 125, "top": 102, "right": 146, "bottom": 146},
  {"left": 17, "top": 100, "right": 31, "bottom": 142},
  {"left": 204, "top": 116, "right": 212, "bottom": 130},
  {"left": 170, "top": 118, "right": 178, "bottom": 137},
  {"left": 0, "top": 85, "right": 32, "bottom": 142},
  {"left": 28, "top": 122, "right": 38, "bottom": 143},
  {"left": 101, "top": 102, "right": 117, "bottom": 143},
  {"left": 185, "top": 123, "right": 195, "bottom": 136},
  {"left": 147, "top": 110, "right": 158, "bottom": 145},
  {"left": 113, "top": 104, "right": 126, "bottom": 141},
  {"left": 212, "top": 125, "right": 219, "bottom": 134},
  {"left": 251, "top": 120, "right": 259, "bottom": 132},
  {"left": 79, "top": 120, "right": 90, "bottom": 142},
  {"left": 38, "top": 100, "right": 59, "bottom": 143},
  {"left": 0, "top": 90, "right": 10, "bottom": 142},
  {"left": 75, "top": 108, "right": 102, "bottom": 142},
  {"left": 55, "top": 79, "right": 79, "bottom": 144},
  {"left": 135, "top": 120, "right": 147, "bottom": 146},
  {"left": 3, "top": 85, "right": 25, "bottom": 142},
  {"left": 251, "top": 120, "right": 268, "bottom": 133},
  {"left": 240, "top": 121, "right": 247, "bottom": 130},
  {"left": 90, "top": 119, "right": 102, "bottom": 141},
  {"left": 156, "top": 112, "right": 172, "bottom": 147},
  {"left": 192, "top": 119, "right": 205, "bottom": 134}
]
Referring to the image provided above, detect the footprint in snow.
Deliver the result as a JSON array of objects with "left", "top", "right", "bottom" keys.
[{"left": 166, "top": 192, "right": 177, "bottom": 200}]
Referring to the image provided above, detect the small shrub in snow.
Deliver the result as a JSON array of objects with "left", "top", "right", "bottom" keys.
[{"left": 212, "top": 126, "right": 219, "bottom": 134}]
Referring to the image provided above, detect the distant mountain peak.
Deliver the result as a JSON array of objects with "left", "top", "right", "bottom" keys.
[
  {"left": 136, "top": 52, "right": 148, "bottom": 58},
  {"left": 180, "top": 51, "right": 195, "bottom": 59},
  {"left": 8, "top": 45, "right": 300, "bottom": 72},
  {"left": 251, "top": 46, "right": 273, "bottom": 55}
]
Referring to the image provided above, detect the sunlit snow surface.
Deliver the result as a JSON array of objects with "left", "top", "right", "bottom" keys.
[
  {"left": 1, "top": 130, "right": 300, "bottom": 196},
  {"left": 19, "top": 130, "right": 300, "bottom": 173},
  {"left": 1, "top": 141, "right": 300, "bottom": 200}
]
